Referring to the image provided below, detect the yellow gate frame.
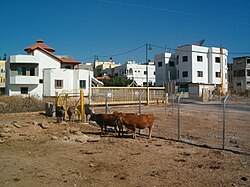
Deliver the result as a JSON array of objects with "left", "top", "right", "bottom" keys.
[{"left": 55, "top": 89, "right": 85, "bottom": 122}]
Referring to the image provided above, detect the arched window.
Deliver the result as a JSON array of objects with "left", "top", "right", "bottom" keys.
[{"left": 129, "top": 68, "right": 133, "bottom": 74}]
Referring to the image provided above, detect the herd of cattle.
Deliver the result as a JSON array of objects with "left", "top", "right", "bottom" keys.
[{"left": 55, "top": 105, "right": 155, "bottom": 139}]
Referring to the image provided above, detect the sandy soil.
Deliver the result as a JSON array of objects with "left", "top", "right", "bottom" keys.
[{"left": 0, "top": 103, "right": 249, "bottom": 187}]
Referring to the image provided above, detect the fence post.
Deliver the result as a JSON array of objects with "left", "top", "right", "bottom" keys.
[
  {"left": 177, "top": 92, "right": 183, "bottom": 141},
  {"left": 80, "top": 89, "right": 85, "bottom": 122},
  {"left": 105, "top": 92, "right": 112, "bottom": 114},
  {"left": 165, "top": 93, "right": 168, "bottom": 115},
  {"left": 222, "top": 93, "right": 230, "bottom": 149},
  {"left": 147, "top": 87, "right": 150, "bottom": 105},
  {"left": 55, "top": 91, "right": 59, "bottom": 106},
  {"left": 139, "top": 92, "right": 142, "bottom": 114},
  {"left": 172, "top": 94, "right": 175, "bottom": 116}
]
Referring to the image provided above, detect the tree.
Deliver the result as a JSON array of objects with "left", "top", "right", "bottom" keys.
[{"left": 102, "top": 77, "right": 133, "bottom": 87}]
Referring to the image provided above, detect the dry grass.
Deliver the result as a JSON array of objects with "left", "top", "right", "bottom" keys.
[{"left": 0, "top": 95, "right": 54, "bottom": 113}]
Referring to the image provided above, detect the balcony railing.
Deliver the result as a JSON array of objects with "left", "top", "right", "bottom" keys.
[
  {"left": 10, "top": 55, "right": 38, "bottom": 64},
  {"left": 10, "top": 75, "right": 39, "bottom": 85}
]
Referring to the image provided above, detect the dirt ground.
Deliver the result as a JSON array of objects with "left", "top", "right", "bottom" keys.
[{"left": 0, "top": 102, "right": 249, "bottom": 187}]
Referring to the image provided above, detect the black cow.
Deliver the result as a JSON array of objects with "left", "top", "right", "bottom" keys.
[
  {"left": 89, "top": 113, "right": 118, "bottom": 135},
  {"left": 56, "top": 106, "right": 65, "bottom": 122}
]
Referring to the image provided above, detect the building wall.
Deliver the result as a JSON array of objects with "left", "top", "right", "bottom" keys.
[
  {"left": 175, "top": 45, "right": 193, "bottom": 83},
  {"left": 208, "top": 47, "right": 228, "bottom": 93},
  {"left": 191, "top": 45, "right": 209, "bottom": 84},
  {"left": 174, "top": 45, "right": 228, "bottom": 94},
  {"left": 231, "top": 57, "right": 250, "bottom": 92},
  {"left": 43, "top": 69, "right": 93, "bottom": 96},
  {"left": 154, "top": 53, "right": 172, "bottom": 86}
]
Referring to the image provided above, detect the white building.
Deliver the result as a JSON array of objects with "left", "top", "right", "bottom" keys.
[
  {"left": 175, "top": 44, "right": 228, "bottom": 94},
  {"left": 113, "top": 60, "right": 155, "bottom": 86},
  {"left": 154, "top": 52, "right": 175, "bottom": 87},
  {"left": 6, "top": 39, "right": 95, "bottom": 98},
  {"left": 154, "top": 42, "right": 228, "bottom": 96}
]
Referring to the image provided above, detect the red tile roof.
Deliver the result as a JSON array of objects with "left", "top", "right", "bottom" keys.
[
  {"left": 24, "top": 39, "right": 55, "bottom": 53},
  {"left": 97, "top": 75, "right": 111, "bottom": 80},
  {"left": 24, "top": 39, "right": 80, "bottom": 65}
]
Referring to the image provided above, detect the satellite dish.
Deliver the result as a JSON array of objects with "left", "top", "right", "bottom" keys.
[{"left": 194, "top": 40, "right": 205, "bottom": 46}]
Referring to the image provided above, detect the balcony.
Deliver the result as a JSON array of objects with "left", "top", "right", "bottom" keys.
[
  {"left": 10, "top": 55, "right": 38, "bottom": 64},
  {"left": 10, "top": 75, "right": 39, "bottom": 85}
]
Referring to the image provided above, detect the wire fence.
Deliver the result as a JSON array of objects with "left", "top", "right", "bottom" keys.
[{"left": 0, "top": 91, "right": 249, "bottom": 155}]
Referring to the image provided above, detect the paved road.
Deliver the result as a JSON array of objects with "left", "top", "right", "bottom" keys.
[{"left": 172, "top": 98, "right": 250, "bottom": 113}]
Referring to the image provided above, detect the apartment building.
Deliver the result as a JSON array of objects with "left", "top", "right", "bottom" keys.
[
  {"left": 230, "top": 56, "right": 250, "bottom": 92},
  {"left": 176, "top": 44, "right": 228, "bottom": 96},
  {"left": 113, "top": 60, "right": 155, "bottom": 86},
  {"left": 93, "top": 58, "right": 120, "bottom": 77},
  {"left": 154, "top": 42, "right": 228, "bottom": 96},
  {"left": 6, "top": 39, "right": 94, "bottom": 98}
]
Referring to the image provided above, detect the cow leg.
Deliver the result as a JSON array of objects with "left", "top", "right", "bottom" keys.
[
  {"left": 133, "top": 130, "right": 136, "bottom": 139},
  {"left": 118, "top": 125, "right": 123, "bottom": 137},
  {"left": 132, "top": 128, "right": 136, "bottom": 139},
  {"left": 104, "top": 124, "right": 107, "bottom": 134},
  {"left": 100, "top": 123, "right": 104, "bottom": 136},
  {"left": 148, "top": 126, "right": 152, "bottom": 139}
]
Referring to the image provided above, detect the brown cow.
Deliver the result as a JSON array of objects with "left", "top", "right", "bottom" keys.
[
  {"left": 116, "top": 113, "right": 154, "bottom": 139},
  {"left": 89, "top": 113, "right": 118, "bottom": 135}
]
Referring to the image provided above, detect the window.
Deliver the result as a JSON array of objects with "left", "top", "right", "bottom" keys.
[
  {"left": 237, "top": 82, "right": 241, "bottom": 86},
  {"left": 197, "top": 56, "right": 203, "bottom": 62},
  {"left": 158, "top": 61, "right": 162, "bottom": 67},
  {"left": 216, "top": 72, "right": 221, "bottom": 78},
  {"left": 144, "top": 71, "right": 147, "bottom": 75},
  {"left": 182, "top": 71, "right": 188, "bottom": 77},
  {"left": 17, "top": 67, "right": 22, "bottom": 75},
  {"left": 79, "top": 80, "right": 86, "bottom": 88},
  {"left": 215, "top": 57, "right": 221, "bottom": 63},
  {"left": 234, "top": 69, "right": 245, "bottom": 77},
  {"left": 55, "top": 80, "right": 63, "bottom": 89},
  {"left": 197, "top": 71, "right": 203, "bottom": 77},
  {"left": 247, "top": 70, "right": 250, "bottom": 76},
  {"left": 154, "top": 71, "right": 155, "bottom": 75},
  {"left": 30, "top": 67, "right": 35, "bottom": 76},
  {"left": 21, "top": 87, "right": 28, "bottom": 94},
  {"left": 17, "top": 67, "right": 26, "bottom": 75},
  {"left": 169, "top": 61, "right": 174, "bottom": 67},
  {"left": 182, "top": 56, "right": 188, "bottom": 62},
  {"left": 176, "top": 55, "right": 179, "bottom": 65},
  {"left": 39, "top": 79, "right": 43, "bottom": 84},
  {"left": 247, "top": 59, "right": 250, "bottom": 64},
  {"left": 128, "top": 68, "right": 133, "bottom": 74},
  {"left": 65, "top": 66, "right": 71, "bottom": 69},
  {"left": 22, "top": 67, "right": 26, "bottom": 75},
  {"left": 177, "top": 70, "right": 179, "bottom": 79}
]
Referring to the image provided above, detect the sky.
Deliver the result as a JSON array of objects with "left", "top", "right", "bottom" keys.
[{"left": 0, "top": 0, "right": 250, "bottom": 63}]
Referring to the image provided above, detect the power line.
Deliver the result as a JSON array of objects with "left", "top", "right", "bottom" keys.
[
  {"left": 79, "top": 43, "right": 250, "bottom": 62},
  {"left": 97, "top": 44, "right": 145, "bottom": 58},
  {"left": 98, "top": 0, "right": 250, "bottom": 27}
]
